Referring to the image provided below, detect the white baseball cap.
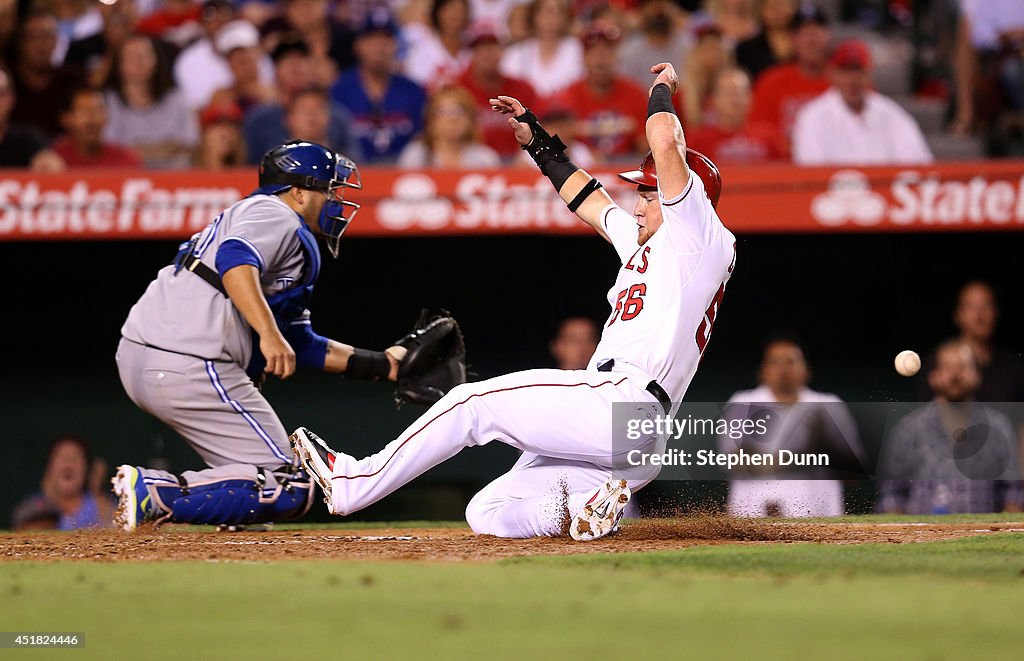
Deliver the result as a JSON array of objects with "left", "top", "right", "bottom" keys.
[{"left": 215, "top": 20, "right": 260, "bottom": 55}]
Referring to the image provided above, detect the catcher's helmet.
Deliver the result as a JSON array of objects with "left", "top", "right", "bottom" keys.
[
  {"left": 255, "top": 140, "right": 362, "bottom": 258},
  {"left": 617, "top": 148, "right": 722, "bottom": 209}
]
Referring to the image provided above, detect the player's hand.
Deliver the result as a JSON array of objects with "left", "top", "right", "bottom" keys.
[
  {"left": 490, "top": 95, "right": 533, "bottom": 146},
  {"left": 261, "top": 332, "right": 296, "bottom": 379},
  {"left": 384, "top": 345, "right": 407, "bottom": 382},
  {"left": 649, "top": 62, "right": 679, "bottom": 96}
]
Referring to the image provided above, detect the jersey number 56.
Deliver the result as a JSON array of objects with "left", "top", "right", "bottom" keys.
[{"left": 608, "top": 284, "right": 646, "bottom": 326}]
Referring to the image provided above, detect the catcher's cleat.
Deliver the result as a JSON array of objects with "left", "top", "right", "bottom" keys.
[
  {"left": 570, "top": 479, "right": 631, "bottom": 541},
  {"left": 111, "top": 465, "right": 156, "bottom": 532},
  {"left": 290, "top": 427, "right": 337, "bottom": 514}
]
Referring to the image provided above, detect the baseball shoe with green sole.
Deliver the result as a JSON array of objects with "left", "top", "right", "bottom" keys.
[
  {"left": 111, "top": 465, "right": 156, "bottom": 531},
  {"left": 570, "top": 479, "right": 631, "bottom": 541}
]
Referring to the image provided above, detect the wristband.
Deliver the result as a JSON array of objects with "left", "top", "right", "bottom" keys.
[
  {"left": 346, "top": 348, "right": 391, "bottom": 380},
  {"left": 648, "top": 83, "right": 674, "bottom": 118}
]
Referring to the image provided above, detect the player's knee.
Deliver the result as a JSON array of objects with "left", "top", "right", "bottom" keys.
[{"left": 464, "top": 493, "right": 499, "bottom": 536}]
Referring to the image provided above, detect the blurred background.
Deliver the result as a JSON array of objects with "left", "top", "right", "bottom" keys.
[{"left": 2, "top": 0, "right": 1023, "bottom": 528}]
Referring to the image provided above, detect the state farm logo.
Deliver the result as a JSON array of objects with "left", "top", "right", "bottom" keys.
[
  {"left": 376, "top": 174, "right": 453, "bottom": 230},
  {"left": 811, "top": 169, "right": 1024, "bottom": 228},
  {"left": 811, "top": 170, "right": 887, "bottom": 226}
]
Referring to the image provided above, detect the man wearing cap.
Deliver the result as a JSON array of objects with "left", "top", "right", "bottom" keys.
[
  {"left": 456, "top": 22, "right": 539, "bottom": 158},
  {"left": 173, "top": 3, "right": 274, "bottom": 110},
  {"left": 211, "top": 19, "right": 276, "bottom": 113},
  {"left": 748, "top": 3, "right": 831, "bottom": 143},
  {"left": 553, "top": 22, "right": 649, "bottom": 159},
  {"left": 330, "top": 8, "right": 426, "bottom": 164},
  {"left": 792, "top": 39, "right": 932, "bottom": 165}
]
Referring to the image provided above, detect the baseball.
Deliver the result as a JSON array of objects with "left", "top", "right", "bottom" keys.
[{"left": 894, "top": 350, "right": 921, "bottom": 377}]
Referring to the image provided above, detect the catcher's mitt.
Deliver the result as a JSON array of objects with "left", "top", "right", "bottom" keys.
[{"left": 393, "top": 311, "right": 467, "bottom": 406}]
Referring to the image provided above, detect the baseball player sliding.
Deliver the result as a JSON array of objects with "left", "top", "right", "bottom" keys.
[
  {"left": 293, "top": 63, "right": 737, "bottom": 540},
  {"left": 111, "top": 141, "right": 465, "bottom": 531}
]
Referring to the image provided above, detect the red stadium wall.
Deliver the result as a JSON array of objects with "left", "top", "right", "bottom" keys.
[{"left": 3, "top": 161, "right": 1024, "bottom": 240}]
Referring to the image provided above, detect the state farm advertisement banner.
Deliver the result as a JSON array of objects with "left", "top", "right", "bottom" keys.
[{"left": 2, "top": 161, "right": 1024, "bottom": 240}]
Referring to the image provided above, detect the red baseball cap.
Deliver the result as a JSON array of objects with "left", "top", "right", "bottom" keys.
[
  {"left": 831, "top": 39, "right": 872, "bottom": 70},
  {"left": 200, "top": 101, "right": 243, "bottom": 128},
  {"left": 467, "top": 21, "right": 501, "bottom": 48}
]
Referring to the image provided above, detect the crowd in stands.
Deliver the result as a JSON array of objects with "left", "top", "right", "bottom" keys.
[{"left": 0, "top": 0, "right": 1018, "bottom": 171}]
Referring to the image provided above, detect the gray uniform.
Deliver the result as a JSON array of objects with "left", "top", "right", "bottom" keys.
[{"left": 117, "top": 194, "right": 314, "bottom": 474}]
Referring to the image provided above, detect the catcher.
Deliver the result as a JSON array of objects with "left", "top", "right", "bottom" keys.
[
  {"left": 111, "top": 140, "right": 466, "bottom": 530},
  {"left": 292, "top": 63, "right": 736, "bottom": 540}
]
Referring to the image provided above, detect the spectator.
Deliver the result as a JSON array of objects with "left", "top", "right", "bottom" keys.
[
  {"left": 209, "top": 19, "right": 276, "bottom": 114},
  {"left": 920, "top": 281, "right": 1024, "bottom": 403},
  {"left": 619, "top": 0, "right": 691, "bottom": 90},
  {"left": 0, "top": 64, "right": 64, "bottom": 170},
  {"left": 748, "top": 2, "right": 831, "bottom": 143},
  {"left": 103, "top": 33, "right": 198, "bottom": 169},
  {"left": 244, "top": 37, "right": 359, "bottom": 164},
  {"left": 49, "top": 0, "right": 104, "bottom": 64},
  {"left": 878, "top": 341, "right": 1022, "bottom": 515},
  {"left": 550, "top": 317, "right": 598, "bottom": 370},
  {"left": 456, "top": 23, "right": 539, "bottom": 159},
  {"left": 194, "top": 99, "right": 246, "bottom": 168},
  {"left": 397, "top": 84, "right": 500, "bottom": 167},
  {"left": 174, "top": 0, "right": 273, "bottom": 111},
  {"left": 679, "top": 23, "right": 732, "bottom": 128},
  {"left": 686, "top": 66, "right": 785, "bottom": 163},
  {"left": 52, "top": 86, "right": 142, "bottom": 167},
  {"left": 64, "top": 0, "right": 139, "bottom": 88},
  {"left": 703, "top": 0, "right": 757, "bottom": 43},
  {"left": 11, "top": 436, "right": 114, "bottom": 531},
  {"left": 952, "top": 0, "right": 1024, "bottom": 155},
  {"left": 734, "top": 0, "right": 797, "bottom": 81},
  {"left": 500, "top": 0, "right": 583, "bottom": 99},
  {"left": 261, "top": 0, "right": 357, "bottom": 88},
  {"left": 404, "top": 0, "right": 473, "bottom": 88},
  {"left": 135, "top": 0, "right": 202, "bottom": 48},
  {"left": 10, "top": 7, "right": 86, "bottom": 137},
  {"left": 330, "top": 8, "right": 426, "bottom": 164},
  {"left": 792, "top": 39, "right": 933, "bottom": 165},
  {"left": 553, "top": 22, "right": 647, "bottom": 160},
  {"left": 722, "top": 336, "right": 866, "bottom": 517}
]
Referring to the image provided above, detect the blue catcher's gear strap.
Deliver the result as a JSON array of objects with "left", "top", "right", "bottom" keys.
[{"left": 152, "top": 468, "right": 315, "bottom": 526}]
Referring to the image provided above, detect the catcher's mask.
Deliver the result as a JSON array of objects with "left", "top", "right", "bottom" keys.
[
  {"left": 617, "top": 148, "right": 722, "bottom": 209},
  {"left": 255, "top": 140, "right": 362, "bottom": 258}
]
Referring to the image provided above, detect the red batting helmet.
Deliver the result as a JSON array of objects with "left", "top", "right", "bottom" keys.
[{"left": 617, "top": 148, "right": 722, "bottom": 209}]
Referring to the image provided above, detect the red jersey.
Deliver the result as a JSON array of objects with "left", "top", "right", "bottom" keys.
[
  {"left": 686, "top": 122, "right": 787, "bottom": 164},
  {"left": 748, "top": 63, "right": 829, "bottom": 140},
  {"left": 53, "top": 138, "right": 143, "bottom": 169},
  {"left": 555, "top": 77, "right": 648, "bottom": 158},
  {"left": 457, "top": 71, "right": 539, "bottom": 157}
]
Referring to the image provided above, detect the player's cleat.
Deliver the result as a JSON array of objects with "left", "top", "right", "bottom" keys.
[
  {"left": 111, "top": 465, "right": 156, "bottom": 532},
  {"left": 569, "top": 479, "right": 631, "bottom": 541},
  {"left": 290, "top": 427, "right": 337, "bottom": 513}
]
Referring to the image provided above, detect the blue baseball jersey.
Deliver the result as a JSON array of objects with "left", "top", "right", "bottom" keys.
[{"left": 329, "top": 68, "right": 426, "bottom": 164}]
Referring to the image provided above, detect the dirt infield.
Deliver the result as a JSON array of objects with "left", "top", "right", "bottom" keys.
[{"left": 2, "top": 518, "right": 1022, "bottom": 563}]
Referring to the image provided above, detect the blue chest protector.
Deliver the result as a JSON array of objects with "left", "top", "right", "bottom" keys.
[{"left": 245, "top": 224, "right": 328, "bottom": 379}]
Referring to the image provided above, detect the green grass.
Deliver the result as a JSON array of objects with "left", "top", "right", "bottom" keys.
[{"left": 2, "top": 531, "right": 1024, "bottom": 659}]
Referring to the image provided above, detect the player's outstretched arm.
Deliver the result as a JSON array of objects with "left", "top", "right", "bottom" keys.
[
  {"left": 645, "top": 63, "right": 690, "bottom": 199},
  {"left": 222, "top": 265, "right": 297, "bottom": 379},
  {"left": 490, "top": 95, "right": 614, "bottom": 242}
]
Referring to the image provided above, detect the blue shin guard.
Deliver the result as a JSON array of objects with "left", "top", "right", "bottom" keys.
[{"left": 150, "top": 467, "right": 315, "bottom": 526}]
